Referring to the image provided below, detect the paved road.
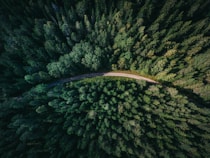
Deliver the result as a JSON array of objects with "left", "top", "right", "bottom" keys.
[{"left": 48, "top": 72, "right": 158, "bottom": 87}]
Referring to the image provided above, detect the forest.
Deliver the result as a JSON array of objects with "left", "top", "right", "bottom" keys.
[{"left": 0, "top": 0, "right": 210, "bottom": 157}]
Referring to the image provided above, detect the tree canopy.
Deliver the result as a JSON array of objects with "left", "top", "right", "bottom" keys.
[{"left": 0, "top": 0, "right": 210, "bottom": 157}]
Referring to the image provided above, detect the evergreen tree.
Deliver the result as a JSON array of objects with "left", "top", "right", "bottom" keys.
[{"left": 0, "top": 0, "right": 210, "bottom": 157}]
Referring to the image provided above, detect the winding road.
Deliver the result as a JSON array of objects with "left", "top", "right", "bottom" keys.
[{"left": 48, "top": 72, "right": 158, "bottom": 88}]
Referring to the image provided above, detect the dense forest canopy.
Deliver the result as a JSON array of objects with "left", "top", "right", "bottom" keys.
[{"left": 0, "top": 0, "right": 210, "bottom": 157}]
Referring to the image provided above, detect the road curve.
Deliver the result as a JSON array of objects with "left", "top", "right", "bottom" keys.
[
  {"left": 103, "top": 72, "right": 158, "bottom": 83},
  {"left": 48, "top": 72, "right": 158, "bottom": 87}
]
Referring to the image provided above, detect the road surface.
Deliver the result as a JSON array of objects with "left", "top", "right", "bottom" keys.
[{"left": 48, "top": 72, "right": 158, "bottom": 87}]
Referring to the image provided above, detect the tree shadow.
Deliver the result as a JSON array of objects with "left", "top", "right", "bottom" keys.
[{"left": 160, "top": 80, "right": 209, "bottom": 108}]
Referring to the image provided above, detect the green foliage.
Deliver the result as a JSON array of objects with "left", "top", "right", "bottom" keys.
[
  {"left": 1, "top": 78, "right": 210, "bottom": 157},
  {"left": 1, "top": 0, "right": 210, "bottom": 100},
  {"left": 1, "top": 0, "right": 210, "bottom": 157}
]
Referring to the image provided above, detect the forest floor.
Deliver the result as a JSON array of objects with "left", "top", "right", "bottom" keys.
[{"left": 49, "top": 71, "right": 158, "bottom": 87}]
